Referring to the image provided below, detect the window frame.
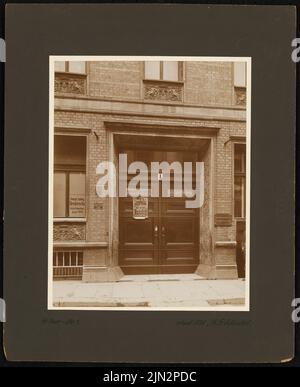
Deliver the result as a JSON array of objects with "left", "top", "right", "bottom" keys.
[
  {"left": 54, "top": 60, "right": 87, "bottom": 75},
  {"left": 53, "top": 133, "right": 87, "bottom": 220},
  {"left": 233, "top": 61, "right": 247, "bottom": 88},
  {"left": 144, "top": 61, "right": 183, "bottom": 82},
  {"left": 54, "top": 168, "right": 86, "bottom": 219},
  {"left": 233, "top": 142, "right": 246, "bottom": 220}
]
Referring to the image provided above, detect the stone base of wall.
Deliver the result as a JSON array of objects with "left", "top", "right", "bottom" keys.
[
  {"left": 214, "top": 241, "right": 238, "bottom": 279},
  {"left": 195, "top": 264, "right": 217, "bottom": 279},
  {"left": 215, "top": 265, "right": 238, "bottom": 279},
  {"left": 82, "top": 266, "right": 124, "bottom": 282},
  {"left": 196, "top": 241, "right": 238, "bottom": 279},
  {"left": 196, "top": 264, "right": 238, "bottom": 280}
]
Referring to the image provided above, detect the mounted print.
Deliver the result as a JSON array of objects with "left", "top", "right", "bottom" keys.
[
  {"left": 48, "top": 56, "right": 251, "bottom": 311},
  {"left": 4, "top": 4, "right": 295, "bottom": 363}
]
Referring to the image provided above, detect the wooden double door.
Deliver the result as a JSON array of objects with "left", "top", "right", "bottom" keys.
[{"left": 119, "top": 149, "right": 199, "bottom": 274}]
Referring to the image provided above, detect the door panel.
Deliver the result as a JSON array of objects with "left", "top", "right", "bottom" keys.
[
  {"left": 123, "top": 219, "right": 154, "bottom": 244},
  {"left": 159, "top": 197, "right": 199, "bottom": 272},
  {"left": 163, "top": 218, "right": 196, "bottom": 244},
  {"left": 119, "top": 149, "right": 199, "bottom": 274},
  {"left": 119, "top": 197, "right": 159, "bottom": 272}
]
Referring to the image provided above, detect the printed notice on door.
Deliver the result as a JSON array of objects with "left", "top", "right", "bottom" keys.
[{"left": 133, "top": 196, "right": 148, "bottom": 219}]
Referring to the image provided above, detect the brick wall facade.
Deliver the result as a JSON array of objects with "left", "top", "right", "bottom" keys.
[
  {"left": 88, "top": 61, "right": 142, "bottom": 100},
  {"left": 184, "top": 62, "right": 234, "bottom": 106},
  {"left": 53, "top": 60, "right": 247, "bottom": 281}
]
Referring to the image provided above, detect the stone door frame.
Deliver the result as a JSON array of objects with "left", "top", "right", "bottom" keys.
[{"left": 104, "top": 120, "right": 218, "bottom": 279}]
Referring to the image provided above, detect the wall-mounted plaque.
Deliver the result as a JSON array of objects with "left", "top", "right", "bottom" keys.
[
  {"left": 133, "top": 196, "right": 148, "bottom": 219},
  {"left": 214, "top": 213, "right": 232, "bottom": 227},
  {"left": 94, "top": 201, "right": 103, "bottom": 210}
]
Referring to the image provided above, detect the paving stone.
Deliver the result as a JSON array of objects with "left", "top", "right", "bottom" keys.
[{"left": 52, "top": 276, "right": 246, "bottom": 308}]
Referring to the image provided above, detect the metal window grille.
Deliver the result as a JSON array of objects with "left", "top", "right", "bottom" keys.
[{"left": 53, "top": 251, "right": 83, "bottom": 280}]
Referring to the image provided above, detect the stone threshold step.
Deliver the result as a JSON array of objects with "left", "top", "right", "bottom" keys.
[{"left": 118, "top": 274, "right": 204, "bottom": 282}]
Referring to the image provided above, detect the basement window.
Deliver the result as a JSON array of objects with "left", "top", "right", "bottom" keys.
[{"left": 53, "top": 251, "right": 83, "bottom": 280}]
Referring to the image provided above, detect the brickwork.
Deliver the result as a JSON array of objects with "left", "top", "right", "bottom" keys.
[
  {"left": 84, "top": 248, "right": 106, "bottom": 267},
  {"left": 184, "top": 62, "right": 233, "bottom": 106},
  {"left": 199, "top": 142, "right": 213, "bottom": 266},
  {"left": 88, "top": 61, "right": 142, "bottom": 100},
  {"left": 86, "top": 61, "right": 238, "bottom": 107},
  {"left": 214, "top": 120, "right": 246, "bottom": 243}
]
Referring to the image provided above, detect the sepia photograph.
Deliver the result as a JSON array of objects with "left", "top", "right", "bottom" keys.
[
  {"left": 4, "top": 2, "right": 296, "bottom": 365},
  {"left": 48, "top": 56, "right": 251, "bottom": 310}
]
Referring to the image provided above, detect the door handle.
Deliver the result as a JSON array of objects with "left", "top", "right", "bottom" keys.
[
  {"left": 154, "top": 225, "right": 158, "bottom": 238},
  {"left": 161, "top": 225, "right": 166, "bottom": 238}
]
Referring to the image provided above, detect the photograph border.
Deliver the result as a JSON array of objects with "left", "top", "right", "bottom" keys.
[{"left": 48, "top": 55, "right": 251, "bottom": 312}]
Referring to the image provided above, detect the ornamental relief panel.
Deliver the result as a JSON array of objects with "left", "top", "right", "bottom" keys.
[
  {"left": 55, "top": 74, "right": 86, "bottom": 95},
  {"left": 234, "top": 87, "right": 246, "bottom": 106},
  {"left": 144, "top": 81, "right": 183, "bottom": 102},
  {"left": 54, "top": 224, "right": 86, "bottom": 241}
]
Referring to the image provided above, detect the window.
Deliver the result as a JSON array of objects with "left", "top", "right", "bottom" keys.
[
  {"left": 144, "top": 61, "right": 182, "bottom": 81},
  {"left": 54, "top": 172, "right": 67, "bottom": 217},
  {"left": 145, "top": 61, "right": 160, "bottom": 80},
  {"left": 53, "top": 251, "right": 83, "bottom": 267},
  {"left": 54, "top": 135, "right": 86, "bottom": 218},
  {"left": 54, "top": 61, "right": 86, "bottom": 74},
  {"left": 53, "top": 251, "right": 83, "bottom": 279},
  {"left": 54, "top": 171, "right": 86, "bottom": 217},
  {"left": 234, "top": 62, "right": 246, "bottom": 87},
  {"left": 234, "top": 144, "right": 246, "bottom": 218},
  {"left": 163, "top": 61, "right": 179, "bottom": 81}
]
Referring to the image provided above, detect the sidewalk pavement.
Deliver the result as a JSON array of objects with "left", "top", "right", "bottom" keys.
[{"left": 52, "top": 274, "right": 246, "bottom": 308}]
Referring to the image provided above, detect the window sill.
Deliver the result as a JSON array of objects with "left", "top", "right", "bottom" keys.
[
  {"left": 53, "top": 241, "right": 108, "bottom": 248},
  {"left": 54, "top": 218, "right": 86, "bottom": 223},
  {"left": 215, "top": 241, "right": 237, "bottom": 248},
  {"left": 143, "top": 78, "right": 184, "bottom": 86},
  {"left": 55, "top": 71, "right": 87, "bottom": 77}
]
